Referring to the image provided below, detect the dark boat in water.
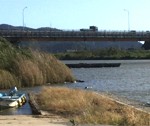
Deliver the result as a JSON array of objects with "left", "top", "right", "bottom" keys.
[{"left": 66, "top": 63, "right": 121, "bottom": 68}]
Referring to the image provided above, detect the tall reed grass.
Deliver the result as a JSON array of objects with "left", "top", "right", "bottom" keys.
[
  {"left": 0, "top": 37, "right": 75, "bottom": 89},
  {"left": 36, "top": 87, "right": 150, "bottom": 126},
  {"left": 0, "top": 69, "right": 20, "bottom": 89}
]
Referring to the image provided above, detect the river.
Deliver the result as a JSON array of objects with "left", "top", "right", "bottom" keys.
[
  {"left": 1, "top": 60, "right": 150, "bottom": 115},
  {"left": 63, "top": 60, "right": 150, "bottom": 103}
]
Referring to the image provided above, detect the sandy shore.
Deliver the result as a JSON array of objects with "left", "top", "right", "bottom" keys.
[
  {"left": 0, "top": 115, "right": 69, "bottom": 126},
  {"left": 0, "top": 115, "right": 113, "bottom": 126},
  {"left": 99, "top": 92, "right": 150, "bottom": 113}
]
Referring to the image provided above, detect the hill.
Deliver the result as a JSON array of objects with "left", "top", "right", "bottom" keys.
[
  {"left": 0, "top": 24, "right": 34, "bottom": 31},
  {"left": 0, "top": 24, "right": 61, "bottom": 31}
]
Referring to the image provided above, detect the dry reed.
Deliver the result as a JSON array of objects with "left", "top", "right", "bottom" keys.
[
  {"left": 0, "top": 37, "right": 75, "bottom": 89},
  {"left": 36, "top": 87, "right": 150, "bottom": 125},
  {"left": 0, "top": 69, "right": 20, "bottom": 89}
]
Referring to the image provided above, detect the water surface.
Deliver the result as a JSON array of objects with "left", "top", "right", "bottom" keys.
[{"left": 63, "top": 60, "right": 150, "bottom": 103}]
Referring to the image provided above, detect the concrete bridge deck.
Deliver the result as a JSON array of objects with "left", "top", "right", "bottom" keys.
[{"left": 0, "top": 30, "right": 150, "bottom": 42}]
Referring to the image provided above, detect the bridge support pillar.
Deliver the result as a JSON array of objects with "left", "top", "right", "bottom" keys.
[{"left": 142, "top": 41, "right": 150, "bottom": 50}]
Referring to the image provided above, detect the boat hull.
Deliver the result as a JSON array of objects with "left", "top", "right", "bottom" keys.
[{"left": 0, "top": 94, "right": 26, "bottom": 108}]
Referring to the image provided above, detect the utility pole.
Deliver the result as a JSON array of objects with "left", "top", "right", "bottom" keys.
[
  {"left": 22, "top": 6, "right": 27, "bottom": 31},
  {"left": 124, "top": 9, "right": 130, "bottom": 31}
]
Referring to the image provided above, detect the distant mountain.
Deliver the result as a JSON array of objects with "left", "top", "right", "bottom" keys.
[
  {"left": 36, "top": 27, "right": 62, "bottom": 31},
  {"left": 0, "top": 24, "right": 14, "bottom": 29},
  {"left": 0, "top": 24, "right": 34, "bottom": 30},
  {"left": 0, "top": 24, "right": 61, "bottom": 31}
]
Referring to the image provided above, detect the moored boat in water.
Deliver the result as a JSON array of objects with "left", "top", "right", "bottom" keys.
[
  {"left": 0, "top": 87, "right": 26, "bottom": 108},
  {"left": 66, "top": 63, "right": 121, "bottom": 68}
]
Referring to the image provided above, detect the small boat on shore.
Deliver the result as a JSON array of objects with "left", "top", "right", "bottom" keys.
[{"left": 0, "top": 87, "right": 26, "bottom": 108}]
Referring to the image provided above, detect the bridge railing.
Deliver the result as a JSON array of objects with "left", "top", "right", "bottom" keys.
[{"left": 0, "top": 29, "right": 150, "bottom": 40}]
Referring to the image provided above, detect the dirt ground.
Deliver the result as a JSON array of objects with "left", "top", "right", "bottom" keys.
[
  {"left": 0, "top": 115, "right": 113, "bottom": 126},
  {"left": 0, "top": 115, "right": 69, "bottom": 126}
]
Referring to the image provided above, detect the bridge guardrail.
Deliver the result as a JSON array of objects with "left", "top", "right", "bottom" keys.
[{"left": 0, "top": 30, "right": 150, "bottom": 41}]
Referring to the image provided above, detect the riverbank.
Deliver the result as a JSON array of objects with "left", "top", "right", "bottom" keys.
[
  {"left": 1, "top": 89, "right": 150, "bottom": 126},
  {"left": 28, "top": 87, "right": 150, "bottom": 125},
  {"left": 55, "top": 49, "right": 150, "bottom": 60},
  {"left": 101, "top": 92, "right": 150, "bottom": 113}
]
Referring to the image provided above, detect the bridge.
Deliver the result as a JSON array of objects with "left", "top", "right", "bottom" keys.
[{"left": 0, "top": 29, "right": 150, "bottom": 42}]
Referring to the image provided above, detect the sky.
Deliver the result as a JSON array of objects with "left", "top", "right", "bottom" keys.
[{"left": 1, "top": 0, "right": 150, "bottom": 31}]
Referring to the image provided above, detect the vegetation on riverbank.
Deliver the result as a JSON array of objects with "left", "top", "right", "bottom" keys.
[
  {"left": 55, "top": 48, "right": 150, "bottom": 60},
  {"left": 36, "top": 87, "right": 150, "bottom": 126},
  {"left": 0, "top": 37, "right": 74, "bottom": 89}
]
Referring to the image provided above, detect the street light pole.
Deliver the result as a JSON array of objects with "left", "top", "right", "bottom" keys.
[
  {"left": 22, "top": 6, "right": 27, "bottom": 31},
  {"left": 124, "top": 9, "right": 130, "bottom": 31}
]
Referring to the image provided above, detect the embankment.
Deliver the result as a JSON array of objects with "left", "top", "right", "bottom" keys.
[{"left": 28, "top": 87, "right": 150, "bottom": 126}]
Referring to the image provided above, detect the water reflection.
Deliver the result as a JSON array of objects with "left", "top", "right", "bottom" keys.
[{"left": 0, "top": 102, "right": 31, "bottom": 115}]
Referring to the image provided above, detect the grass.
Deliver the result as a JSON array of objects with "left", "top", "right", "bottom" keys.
[
  {"left": 55, "top": 48, "right": 150, "bottom": 60},
  {"left": 0, "top": 37, "right": 75, "bottom": 89},
  {"left": 36, "top": 87, "right": 150, "bottom": 125}
]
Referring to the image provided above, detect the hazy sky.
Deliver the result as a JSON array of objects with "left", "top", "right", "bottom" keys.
[{"left": 1, "top": 0, "right": 150, "bottom": 31}]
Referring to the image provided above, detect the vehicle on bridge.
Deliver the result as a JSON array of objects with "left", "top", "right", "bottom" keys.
[{"left": 80, "top": 26, "right": 98, "bottom": 32}]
